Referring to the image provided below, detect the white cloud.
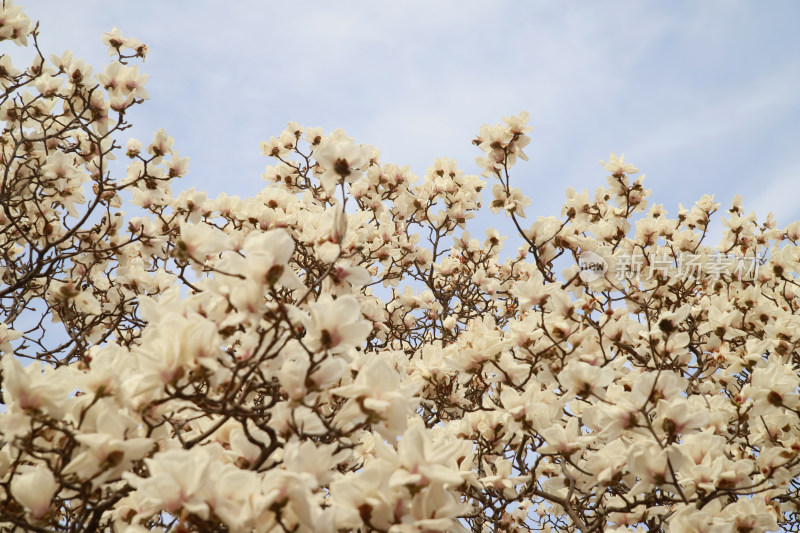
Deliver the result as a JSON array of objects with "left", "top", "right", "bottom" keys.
[
  {"left": 629, "top": 62, "right": 800, "bottom": 160},
  {"left": 749, "top": 158, "right": 800, "bottom": 226},
  {"left": 16, "top": 0, "right": 800, "bottom": 230}
]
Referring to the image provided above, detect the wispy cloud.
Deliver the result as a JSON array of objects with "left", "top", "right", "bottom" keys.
[{"left": 18, "top": 0, "right": 800, "bottom": 230}]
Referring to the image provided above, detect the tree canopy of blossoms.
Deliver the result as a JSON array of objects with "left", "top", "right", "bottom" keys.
[{"left": 2, "top": 2, "right": 800, "bottom": 532}]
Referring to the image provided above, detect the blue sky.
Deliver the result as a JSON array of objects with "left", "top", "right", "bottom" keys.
[{"left": 20, "top": 0, "right": 800, "bottom": 241}]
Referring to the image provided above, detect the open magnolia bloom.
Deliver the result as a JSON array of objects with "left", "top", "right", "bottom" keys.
[{"left": 1, "top": 2, "right": 800, "bottom": 532}]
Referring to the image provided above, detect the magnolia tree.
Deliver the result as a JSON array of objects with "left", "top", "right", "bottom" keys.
[{"left": 2, "top": 3, "right": 800, "bottom": 532}]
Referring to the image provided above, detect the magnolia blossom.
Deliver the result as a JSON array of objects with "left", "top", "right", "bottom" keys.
[
  {"left": 1, "top": 355, "right": 73, "bottom": 416},
  {"left": 313, "top": 129, "right": 371, "bottom": 192},
  {"left": 217, "top": 228, "right": 301, "bottom": 288},
  {"left": 46, "top": 279, "right": 102, "bottom": 316},
  {"left": 0, "top": 323, "right": 21, "bottom": 353},
  {"left": 538, "top": 417, "right": 593, "bottom": 457},
  {"left": 601, "top": 152, "right": 639, "bottom": 177},
  {"left": 3, "top": 5, "right": 800, "bottom": 531},
  {"left": 333, "top": 358, "right": 419, "bottom": 438},
  {"left": 559, "top": 359, "right": 614, "bottom": 399},
  {"left": 122, "top": 447, "right": 218, "bottom": 521},
  {"left": 10, "top": 464, "right": 59, "bottom": 519},
  {"left": 303, "top": 295, "right": 372, "bottom": 354},
  {"left": 743, "top": 358, "right": 800, "bottom": 415}
]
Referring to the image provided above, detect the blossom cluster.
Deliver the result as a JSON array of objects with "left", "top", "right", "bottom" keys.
[{"left": 1, "top": 2, "right": 800, "bottom": 532}]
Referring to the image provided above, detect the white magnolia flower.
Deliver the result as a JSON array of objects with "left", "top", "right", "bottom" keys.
[
  {"left": 601, "top": 152, "right": 639, "bottom": 177},
  {"left": 11, "top": 465, "right": 58, "bottom": 519},
  {"left": 218, "top": 228, "right": 301, "bottom": 289},
  {"left": 313, "top": 129, "right": 371, "bottom": 192},
  {"left": 1, "top": 355, "right": 72, "bottom": 417},
  {"left": 333, "top": 358, "right": 419, "bottom": 439},
  {"left": 304, "top": 295, "right": 371, "bottom": 354},
  {"left": 0, "top": 323, "right": 21, "bottom": 353}
]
